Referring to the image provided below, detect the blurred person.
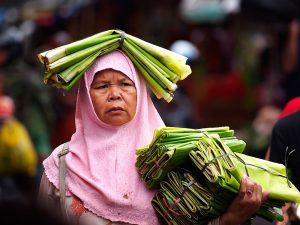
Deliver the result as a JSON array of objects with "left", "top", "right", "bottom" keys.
[
  {"left": 153, "top": 40, "right": 199, "bottom": 128},
  {"left": 0, "top": 33, "right": 54, "bottom": 184},
  {"left": 39, "top": 50, "right": 268, "bottom": 225},
  {"left": 269, "top": 97, "right": 300, "bottom": 225},
  {"left": 3, "top": 63, "right": 54, "bottom": 185},
  {"left": 280, "top": 20, "right": 300, "bottom": 103},
  {"left": 237, "top": 105, "right": 280, "bottom": 159},
  {"left": 265, "top": 96, "right": 300, "bottom": 160},
  {"left": 0, "top": 95, "right": 38, "bottom": 200}
]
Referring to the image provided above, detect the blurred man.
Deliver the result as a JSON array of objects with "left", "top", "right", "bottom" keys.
[{"left": 269, "top": 97, "right": 300, "bottom": 225}]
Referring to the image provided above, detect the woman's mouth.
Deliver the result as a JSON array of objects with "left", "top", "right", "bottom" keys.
[{"left": 107, "top": 107, "right": 124, "bottom": 113}]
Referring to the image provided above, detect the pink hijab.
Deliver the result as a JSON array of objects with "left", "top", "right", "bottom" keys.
[{"left": 43, "top": 50, "right": 165, "bottom": 224}]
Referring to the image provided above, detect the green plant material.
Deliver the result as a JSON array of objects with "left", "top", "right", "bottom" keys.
[
  {"left": 37, "top": 29, "right": 191, "bottom": 102},
  {"left": 223, "top": 139, "right": 246, "bottom": 153},
  {"left": 152, "top": 170, "right": 283, "bottom": 225},
  {"left": 257, "top": 206, "right": 283, "bottom": 222},
  {"left": 136, "top": 127, "right": 247, "bottom": 189},
  {"left": 45, "top": 49, "right": 102, "bottom": 86},
  {"left": 137, "top": 126, "right": 242, "bottom": 156},
  {"left": 121, "top": 44, "right": 173, "bottom": 102},
  {"left": 122, "top": 32, "right": 192, "bottom": 80},
  {"left": 189, "top": 134, "right": 300, "bottom": 203},
  {"left": 38, "top": 30, "right": 116, "bottom": 64},
  {"left": 123, "top": 40, "right": 177, "bottom": 92},
  {"left": 232, "top": 153, "right": 300, "bottom": 203},
  {"left": 152, "top": 192, "right": 191, "bottom": 225},
  {"left": 144, "top": 142, "right": 198, "bottom": 188},
  {"left": 125, "top": 38, "right": 180, "bottom": 83},
  {"left": 47, "top": 38, "right": 119, "bottom": 74},
  {"left": 137, "top": 126, "right": 297, "bottom": 224}
]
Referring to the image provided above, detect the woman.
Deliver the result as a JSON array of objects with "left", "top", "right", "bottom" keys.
[{"left": 39, "top": 50, "right": 268, "bottom": 225}]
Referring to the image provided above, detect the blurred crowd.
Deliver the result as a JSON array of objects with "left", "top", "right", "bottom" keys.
[{"left": 0, "top": 0, "right": 300, "bottom": 224}]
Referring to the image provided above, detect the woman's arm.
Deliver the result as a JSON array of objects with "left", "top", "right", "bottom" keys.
[{"left": 38, "top": 172, "right": 62, "bottom": 217}]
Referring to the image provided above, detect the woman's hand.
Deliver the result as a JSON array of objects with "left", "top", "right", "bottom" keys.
[{"left": 219, "top": 175, "right": 269, "bottom": 225}]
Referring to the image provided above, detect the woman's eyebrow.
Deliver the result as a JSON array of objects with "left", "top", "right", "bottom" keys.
[
  {"left": 119, "top": 78, "right": 133, "bottom": 83},
  {"left": 91, "top": 80, "right": 109, "bottom": 86}
]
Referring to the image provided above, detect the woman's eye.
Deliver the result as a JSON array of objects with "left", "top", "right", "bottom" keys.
[
  {"left": 121, "top": 82, "right": 132, "bottom": 87},
  {"left": 98, "top": 84, "right": 108, "bottom": 89},
  {"left": 94, "top": 84, "right": 108, "bottom": 89}
]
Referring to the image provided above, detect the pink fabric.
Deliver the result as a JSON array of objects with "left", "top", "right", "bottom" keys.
[{"left": 43, "top": 50, "right": 165, "bottom": 225}]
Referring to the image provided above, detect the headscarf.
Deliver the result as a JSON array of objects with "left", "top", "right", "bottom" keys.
[{"left": 43, "top": 50, "right": 165, "bottom": 225}]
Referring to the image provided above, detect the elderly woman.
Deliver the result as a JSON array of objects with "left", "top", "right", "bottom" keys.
[{"left": 39, "top": 50, "right": 268, "bottom": 225}]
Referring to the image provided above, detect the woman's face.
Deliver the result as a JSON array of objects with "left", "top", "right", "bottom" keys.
[{"left": 90, "top": 69, "right": 137, "bottom": 126}]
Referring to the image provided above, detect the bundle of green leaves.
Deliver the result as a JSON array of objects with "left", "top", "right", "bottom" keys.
[
  {"left": 38, "top": 30, "right": 191, "bottom": 102},
  {"left": 136, "top": 126, "right": 300, "bottom": 224}
]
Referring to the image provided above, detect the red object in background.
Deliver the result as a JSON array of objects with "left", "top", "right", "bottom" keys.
[
  {"left": 0, "top": 50, "right": 8, "bottom": 65},
  {"left": 51, "top": 108, "right": 76, "bottom": 149},
  {"left": 0, "top": 96, "right": 14, "bottom": 119},
  {"left": 34, "top": 11, "right": 56, "bottom": 27},
  {"left": 195, "top": 70, "right": 248, "bottom": 127},
  {"left": 204, "top": 71, "right": 246, "bottom": 100},
  {"left": 278, "top": 97, "right": 300, "bottom": 120}
]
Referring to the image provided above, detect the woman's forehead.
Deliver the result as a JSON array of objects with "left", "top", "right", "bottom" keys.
[{"left": 93, "top": 69, "right": 133, "bottom": 82}]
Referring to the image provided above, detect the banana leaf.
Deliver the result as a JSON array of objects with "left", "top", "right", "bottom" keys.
[
  {"left": 144, "top": 142, "right": 198, "bottom": 188},
  {"left": 37, "top": 29, "right": 191, "bottom": 102},
  {"left": 135, "top": 126, "right": 295, "bottom": 224},
  {"left": 38, "top": 30, "right": 116, "bottom": 64},
  {"left": 153, "top": 170, "right": 240, "bottom": 224},
  {"left": 136, "top": 126, "right": 245, "bottom": 157},
  {"left": 154, "top": 170, "right": 283, "bottom": 224},
  {"left": 167, "top": 171, "right": 211, "bottom": 214},
  {"left": 123, "top": 32, "right": 191, "bottom": 80},
  {"left": 231, "top": 153, "right": 300, "bottom": 203},
  {"left": 152, "top": 192, "right": 192, "bottom": 225},
  {"left": 189, "top": 135, "right": 239, "bottom": 192},
  {"left": 223, "top": 139, "right": 246, "bottom": 153},
  {"left": 189, "top": 134, "right": 299, "bottom": 202},
  {"left": 136, "top": 127, "right": 247, "bottom": 190}
]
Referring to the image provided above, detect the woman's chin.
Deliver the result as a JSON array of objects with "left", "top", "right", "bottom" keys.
[{"left": 105, "top": 117, "right": 130, "bottom": 126}]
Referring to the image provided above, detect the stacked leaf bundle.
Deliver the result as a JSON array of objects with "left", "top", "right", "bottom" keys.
[
  {"left": 37, "top": 30, "right": 191, "bottom": 102},
  {"left": 136, "top": 127, "right": 300, "bottom": 224},
  {"left": 136, "top": 127, "right": 246, "bottom": 189}
]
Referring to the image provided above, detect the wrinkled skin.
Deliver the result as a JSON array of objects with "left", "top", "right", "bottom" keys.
[{"left": 90, "top": 69, "right": 137, "bottom": 126}]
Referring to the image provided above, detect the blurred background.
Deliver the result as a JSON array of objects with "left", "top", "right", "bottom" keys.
[{"left": 0, "top": 0, "right": 300, "bottom": 223}]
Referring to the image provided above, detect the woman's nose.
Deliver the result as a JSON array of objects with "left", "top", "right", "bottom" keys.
[{"left": 108, "top": 86, "right": 121, "bottom": 101}]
